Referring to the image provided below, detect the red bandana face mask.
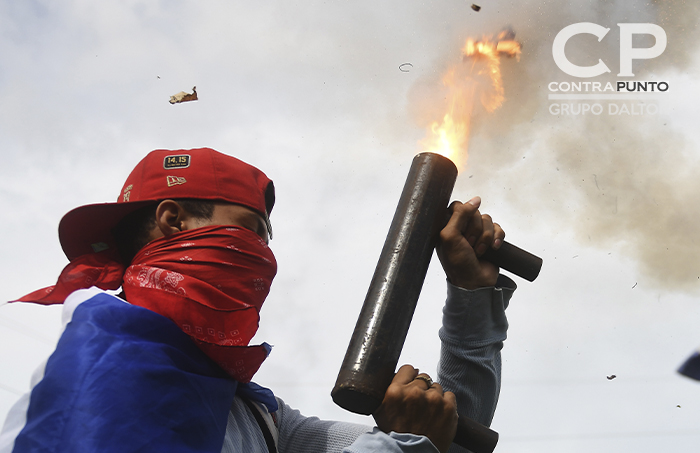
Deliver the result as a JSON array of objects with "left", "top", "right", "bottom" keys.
[
  {"left": 122, "top": 225, "right": 277, "bottom": 382},
  {"left": 17, "top": 225, "right": 277, "bottom": 383}
]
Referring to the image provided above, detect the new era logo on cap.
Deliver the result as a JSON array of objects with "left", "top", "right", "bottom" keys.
[{"left": 167, "top": 176, "right": 187, "bottom": 187}]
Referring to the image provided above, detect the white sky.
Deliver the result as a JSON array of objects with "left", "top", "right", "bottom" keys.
[{"left": 1, "top": 1, "right": 700, "bottom": 451}]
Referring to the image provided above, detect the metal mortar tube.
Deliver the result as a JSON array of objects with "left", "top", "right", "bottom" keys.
[{"left": 332, "top": 152, "right": 457, "bottom": 415}]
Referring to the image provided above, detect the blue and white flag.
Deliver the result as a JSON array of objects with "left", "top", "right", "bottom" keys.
[{"left": 0, "top": 288, "right": 275, "bottom": 453}]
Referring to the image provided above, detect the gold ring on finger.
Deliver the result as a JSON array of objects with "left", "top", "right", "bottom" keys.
[{"left": 414, "top": 375, "right": 433, "bottom": 388}]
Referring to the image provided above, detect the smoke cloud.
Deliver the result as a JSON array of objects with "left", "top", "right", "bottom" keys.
[{"left": 409, "top": 0, "right": 700, "bottom": 291}]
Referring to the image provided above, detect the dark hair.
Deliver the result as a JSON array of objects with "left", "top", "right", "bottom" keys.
[{"left": 112, "top": 199, "right": 216, "bottom": 265}]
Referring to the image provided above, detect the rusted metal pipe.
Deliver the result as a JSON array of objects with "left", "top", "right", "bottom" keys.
[
  {"left": 332, "top": 152, "right": 457, "bottom": 415},
  {"left": 331, "top": 152, "right": 542, "bottom": 453}
]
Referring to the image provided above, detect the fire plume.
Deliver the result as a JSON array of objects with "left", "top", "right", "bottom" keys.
[{"left": 421, "top": 30, "right": 521, "bottom": 168}]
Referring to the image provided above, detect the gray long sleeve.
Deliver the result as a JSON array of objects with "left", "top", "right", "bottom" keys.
[
  {"left": 439, "top": 275, "right": 515, "bottom": 453},
  {"left": 439, "top": 275, "right": 514, "bottom": 426}
]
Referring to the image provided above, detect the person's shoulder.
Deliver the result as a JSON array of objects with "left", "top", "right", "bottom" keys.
[
  {"left": 62, "top": 287, "right": 173, "bottom": 337},
  {"left": 65, "top": 287, "right": 123, "bottom": 305},
  {"left": 61, "top": 287, "right": 209, "bottom": 362},
  {"left": 62, "top": 287, "right": 125, "bottom": 326}
]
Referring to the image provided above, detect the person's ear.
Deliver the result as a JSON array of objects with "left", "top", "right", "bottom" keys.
[{"left": 154, "top": 200, "right": 189, "bottom": 237}]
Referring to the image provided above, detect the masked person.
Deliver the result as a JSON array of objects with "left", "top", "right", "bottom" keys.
[{"left": 0, "top": 148, "right": 515, "bottom": 453}]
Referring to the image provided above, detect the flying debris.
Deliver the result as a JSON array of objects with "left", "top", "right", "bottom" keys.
[
  {"left": 399, "top": 63, "right": 413, "bottom": 72},
  {"left": 607, "top": 375, "right": 617, "bottom": 380},
  {"left": 169, "top": 86, "right": 198, "bottom": 104},
  {"left": 471, "top": 4, "right": 481, "bottom": 12}
]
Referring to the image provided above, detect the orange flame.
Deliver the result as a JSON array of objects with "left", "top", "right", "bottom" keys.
[{"left": 421, "top": 30, "right": 521, "bottom": 168}]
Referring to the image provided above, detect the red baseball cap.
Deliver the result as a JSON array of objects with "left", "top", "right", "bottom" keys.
[{"left": 58, "top": 148, "right": 275, "bottom": 261}]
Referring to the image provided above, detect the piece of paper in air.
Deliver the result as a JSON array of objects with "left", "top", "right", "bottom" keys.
[{"left": 169, "top": 86, "right": 198, "bottom": 104}]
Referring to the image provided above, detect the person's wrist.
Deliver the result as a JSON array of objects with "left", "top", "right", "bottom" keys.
[{"left": 447, "top": 273, "right": 497, "bottom": 290}]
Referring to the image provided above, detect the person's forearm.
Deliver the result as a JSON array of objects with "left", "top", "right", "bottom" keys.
[
  {"left": 436, "top": 275, "right": 514, "bottom": 426},
  {"left": 273, "top": 398, "right": 438, "bottom": 453},
  {"left": 343, "top": 429, "right": 439, "bottom": 453}
]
